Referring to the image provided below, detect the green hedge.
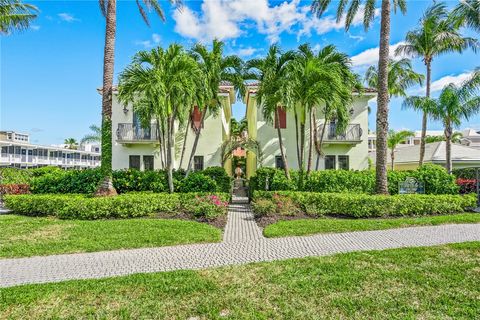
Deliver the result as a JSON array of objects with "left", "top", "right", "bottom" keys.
[
  {"left": 250, "top": 164, "right": 459, "bottom": 195},
  {"left": 4, "top": 192, "right": 230, "bottom": 220},
  {"left": 252, "top": 191, "right": 476, "bottom": 218},
  {"left": 0, "top": 168, "right": 32, "bottom": 184}
]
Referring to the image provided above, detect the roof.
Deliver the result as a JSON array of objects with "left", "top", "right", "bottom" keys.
[
  {"left": 389, "top": 141, "right": 480, "bottom": 164},
  {"left": 0, "top": 140, "right": 101, "bottom": 155}
]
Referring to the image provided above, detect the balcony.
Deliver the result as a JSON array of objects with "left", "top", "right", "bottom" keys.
[
  {"left": 318, "top": 124, "right": 363, "bottom": 144},
  {"left": 116, "top": 123, "right": 158, "bottom": 144}
]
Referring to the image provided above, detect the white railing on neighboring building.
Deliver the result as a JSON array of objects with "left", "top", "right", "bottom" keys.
[{"left": 0, "top": 154, "right": 100, "bottom": 168}]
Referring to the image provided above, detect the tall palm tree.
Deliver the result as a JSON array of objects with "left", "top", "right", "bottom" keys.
[
  {"left": 453, "top": 0, "right": 480, "bottom": 31},
  {"left": 118, "top": 45, "right": 201, "bottom": 192},
  {"left": 97, "top": 0, "right": 180, "bottom": 195},
  {"left": 387, "top": 129, "right": 414, "bottom": 170},
  {"left": 0, "top": 0, "right": 38, "bottom": 34},
  {"left": 312, "top": 0, "right": 407, "bottom": 194},
  {"left": 246, "top": 45, "right": 295, "bottom": 179},
  {"left": 395, "top": 2, "right": 478, "bottom": 166},
  {"left": 185, "top": 40, "right": 245, "bottom": 175},
  {"left": 64, "top": 138, "right": 78, "bottom": 150},
  {"left": 403, "top": 69, "right": 480, "bottom": 173},
  {"left": 80, "top": 124, "right": 101, "bottom": 144},
  {"left": 365, "top": 58, "right": 424, "bottom": 98}
]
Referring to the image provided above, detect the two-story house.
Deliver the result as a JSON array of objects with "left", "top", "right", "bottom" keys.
[
  {"left": 243, "top": 83, "right": 376, "bottom": 178},
  {"left": 109, "top": 82, "right": 236, "bottom": 175}
]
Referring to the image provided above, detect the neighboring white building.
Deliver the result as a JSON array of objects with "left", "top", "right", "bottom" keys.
[
  {"left": 460, "top": 128, "right": 480, "bottom": 149},
  {"left": 0, "top": 131, "right": 101, "bottom": 169},
  {"left": 368, "top": 130, "right": 445, "bottom": 153},
  {"left": 109, "top": 83, "right": 236, "bottom": 175},
  {"left": 387, "top": 141, "right": 480, "bottom": 170},
  {"left": 244, "top": 84, "right": 377, "bottom": 177}
]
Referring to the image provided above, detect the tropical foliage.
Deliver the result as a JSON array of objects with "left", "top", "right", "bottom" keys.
[
  {"left": 0, "top": 0, "right": 38, "bottom": 34},
  {"left": 403, "top": 69, "right": 480, "bottom": 173},
  {"left": 396, "top": 2, "right": 479, "bottom": 166},
  {"left": 387, "top": 130, "right": 414, "bottom": 170},
  {"left": 63, "top": 138, "right": 78, "bottom": 150},
  {"left": 80, "top": 124, "right": 101, "bottom": 144}
]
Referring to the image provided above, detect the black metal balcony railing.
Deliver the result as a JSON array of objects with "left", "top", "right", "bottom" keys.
[
  {"left": 116, "top": 123, "right": 158, "bottom": 142},
  {"left": 318, "top": 124, "right": 363, "bottom": 142}
]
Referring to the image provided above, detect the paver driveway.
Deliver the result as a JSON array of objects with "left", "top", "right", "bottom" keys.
[{"left": 1, "top": 201, "right": 480, "bottom": 288}]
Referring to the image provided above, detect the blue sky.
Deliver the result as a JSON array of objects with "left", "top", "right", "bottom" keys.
[{"left": 2, "top": 0, "right": 479, "bottom": 145}]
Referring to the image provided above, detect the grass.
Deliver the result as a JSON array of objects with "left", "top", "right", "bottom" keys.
[
  {"left": 0, "top": 215, "right": 221, "bottom": 258},
  {"left": 0, "top": 242, "right": 479, "bottom": 319},
  {"left": 263, "top": 213, "right": 480, "bottom": 238}
]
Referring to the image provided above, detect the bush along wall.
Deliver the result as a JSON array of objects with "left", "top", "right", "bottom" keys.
[
  {"left": 6, "top": 166, "right": 232, "bottom": 195},
  {"left": 250, "top": 164, "right": 459, "bottom": 195},
  {"left": 252, "top": 191, "right": 477, "bottom": 219},
  {"left": 4, "top": 192, "right": 230, "bottom": 220}
]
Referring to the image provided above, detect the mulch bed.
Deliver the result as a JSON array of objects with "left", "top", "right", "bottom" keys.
[
  {"left": 155, "top": 212, "right": 228, "bottom": 229},
  {"left": 255, "top": 212, "right": 314, "bottom": 228}
]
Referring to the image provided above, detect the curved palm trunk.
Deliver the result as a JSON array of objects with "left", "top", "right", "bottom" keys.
[
  {"left": 186, "top": 110, "right": 206, "bottom": 175},
  {"left": 375, "top": 0, "right": 391, "bottom": 195},
  {"left": 419, "top": 60, "right": 432, "bottom": 166},
  {"left": 307, "top": 108, "right": 314, "bottom": 174},
  {"left": 96, "top": 0, "right": 117, "bottom": 196},
  {"left": 276, "top": 107, "right": 290, "bottom": 179},
  {"left": 179, "top": 117, "right": 191, "bottom": 169},
  {"left": 445, "top": 119, "right": 452, "bottom": 174}
]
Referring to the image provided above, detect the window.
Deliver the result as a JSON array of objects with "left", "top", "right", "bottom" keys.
[
  {"left": 274, "top": 107, "right": 287, "bottom": 129},
  {"left": 325, "top": 155, "right": 336, "bottom": 170},
  {"left": 275, "top": 155, "right": 285, "bottom": 169},
  {"left": 129, "top": 155, "right": 141, "bottom": 170},
  {"left": 338, "top": 155, "right": 349, "bottom": 170},
  {"left": 143, "top": 155, "right": 154, "bottom": 171},
  {"left": 194, "top": 156, "right": 204, "bottom": 171}
]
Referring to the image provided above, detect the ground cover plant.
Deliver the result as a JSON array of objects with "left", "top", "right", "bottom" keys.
[
  {"left": 249, "top": 164, "right": 459, "bottom": 195},
  {"left": 0, "top": 214, "right": 222, "bottom": 258},
  {"left": 262, "top": 213, "right": 480, "bottom": 237},
  {"left": 0, "top": 242, "right": 479, "bottom": 319}
]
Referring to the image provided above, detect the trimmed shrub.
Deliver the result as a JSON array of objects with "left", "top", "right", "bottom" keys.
[
  {"left": 0, "top": 168, "right": 32, "bottom": 184},
  {"left": 112, "top": 169, "right": 166, "bottom": 193},
  {"left": 182, "top": 194, "right": 229, "bottom": 219},
  {"left": 30, "top": 168, "right": 103, "bottom": 194},
  {"left": 29, "top": 166, "right": 63, "bottom": 177},
  {"left": 0, "top": 184, "right": 30, "bottom": 195},
  {"left": 250, "top": 164, "right": 459, "bottom": 195},
  {"left": 252, "top": 191, "right": 476, "bottom": 218},
  {"left": 179, "top": 172, "right": 217, "bottom": 193},
  {"left": 251, "top": 198, "right": 276, "bottom": 217},
  {"left": 201, "top": 167, "right": 232, "bottom": 193},
  {"left": 4, "top": 192, "right": 230, "bottom": 220}
]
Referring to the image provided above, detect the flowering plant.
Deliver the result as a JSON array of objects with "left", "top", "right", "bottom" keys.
[
  {"left": 184, "top": 194, "right": 229, "bottom": 219},
  {"left": 456, "top": 178, "right": 477, "bottom": 194}
]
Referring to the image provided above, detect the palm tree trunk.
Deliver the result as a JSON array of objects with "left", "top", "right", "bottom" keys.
[
  {"left": 166, "top": 115, "right": 175, "bottom": 193},
  {"left": 96, "top": 0, "right": 117, "bottom": 196},
  {"left": 186, "top": 110, "right": 206, "bottom": 175},
  {"left": 276, "top": 107, "right": 290, "bottom": 179},
  {"left": 391, "top": 149, "right": 395, "bottom": 171},
  {"left": 315, "top": 115, "right": 328, "bottom": 171},
  {"left": 445, "top": 120, "right": 452, "bottom": 174},
  {"left": 300, "top": 122, "right": 305, "bottom": 172},
  {"left": 307, "top": 108, "right": 313, "bottom": 174},
  {"left": 419, "top": 59, "right": 432, "bottom": 166},
  {"left": 156, "top": 120, "right": 165, "bottom": 169},
  {"left": 294, "top": 109, "right": 301, "bottom": 168},
  {"left": 375, "top": 0, "right": 391, "bottom": 195},
  {"left": 179, "top": 116, "right": 191, "bottom": 169}
]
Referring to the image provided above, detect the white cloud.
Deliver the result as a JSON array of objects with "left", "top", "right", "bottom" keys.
[
  {"left": 135, "top": 33, "right": 162, "bottom": 48},
  {"left": 31, "top": 25, "right": 40, "bottom": 31},
  {"left": 237, "top": 47, "right": 257, "bottom": 57},
  {"left": 351, "top": 42, "right": 406, "bottom": 67},
  {"left": 58, "top": 13, "right": 80, "bottom": 23},
  {"left": 430, "top": 72, "right": 473, "bottom": 92},
  {"left": 172, "top": 0, "right": 379, "bottom": 43}
]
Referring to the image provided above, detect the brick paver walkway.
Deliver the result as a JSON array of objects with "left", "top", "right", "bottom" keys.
[{"left": 1, "top": 202, "right": 480, "bottom": 288}]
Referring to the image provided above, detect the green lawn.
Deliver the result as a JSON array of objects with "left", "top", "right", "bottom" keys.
[
  {"left": 263, "top": 213, "right": 480, "bottom": 238},
  {"left": 0, "top": 215, "right": 221, "bottom": 258},
  {"left": 1, "top": 242, "right": 479, "bottom": 319}
]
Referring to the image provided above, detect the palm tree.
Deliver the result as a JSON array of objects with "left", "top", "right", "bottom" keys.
[
  {"left": 403, "top": 69, "right": 480, "bottom": 173},
  {"left": 81, "top": 124, "right": 101, "bottom": 144},
  {"left": 246, "top": 45, "right": 295, "bottom": 179},
  {"left": 425, "top": 132, "right": 463, "bottom": 144},
  {"left": 395, "top": 2, "right": 479, "bottom": 166},
  {"left": 185, "top": 40, "right": 245, "bottom": 175},
  {"left": 365, "top": 58, "right": 424, "bottom": 98},
  {"left": 0, "top": 0, "right": 38, "bottom": 34},
  {"left": 312, "top": 0, "right": 407, "bottom": 194},
  {"left": 64, "top": 138, "right": 78, "bottom": 150},
  {"left": 97, "top": 0, "right": 180, "bottom": 195},
  {"left": 453, "top": 0, "right": 480, "bottom": 31},
  {"left": 118, "top": 44, "right": 201, "bottom": 192},
  {"left": 387, "top": 130, "right": 414, "bottom": 170}
]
